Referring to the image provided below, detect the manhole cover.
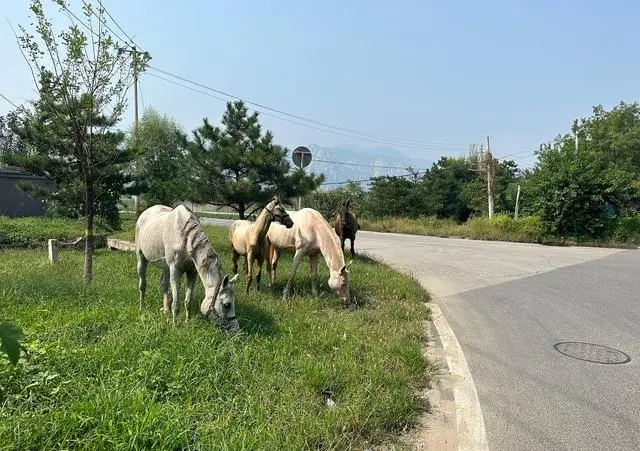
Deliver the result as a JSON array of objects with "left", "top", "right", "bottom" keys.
[{"left": 553, "top": 342, "right": 631, "bottom": 365}]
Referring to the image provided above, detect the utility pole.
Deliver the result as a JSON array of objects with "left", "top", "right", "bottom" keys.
[
  {"left": 119, "top": 46, "right": 141, "bottom": 215},
  {"left": 514, "top": 184, "right": 521, "bottom": 219},
  {"left": 485, "top": 136, "right": 494, "bottom": 219}
]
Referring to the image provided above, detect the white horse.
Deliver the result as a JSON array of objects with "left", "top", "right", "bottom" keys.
[
  {"left": 135, "top": 204, "right": 239, "bottom": 330},
  {"left": 228, "top": 195, "right": 294, "bottom": 293},
  {"left": 266, "top": 207, "right": 350, "bottom": 304}
]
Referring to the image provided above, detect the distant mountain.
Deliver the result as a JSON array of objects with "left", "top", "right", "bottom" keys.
[{"left": 297, "top": 145, "right": 433, "bottom": 191}]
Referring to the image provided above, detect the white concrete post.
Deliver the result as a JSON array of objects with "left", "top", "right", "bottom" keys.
[{"left": 48, "top": 239, "right": 59, "bottom": 264}]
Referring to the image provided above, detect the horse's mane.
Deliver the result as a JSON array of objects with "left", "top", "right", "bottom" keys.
[{"left": 181, "top": 209, "right": 221, "bottom": 269}]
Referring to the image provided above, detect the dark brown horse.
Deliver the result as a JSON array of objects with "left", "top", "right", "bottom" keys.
[{"left": 334, "top": 199, "right": 360, "bottom": 257}]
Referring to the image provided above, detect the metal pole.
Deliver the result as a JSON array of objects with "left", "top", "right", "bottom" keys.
[
  {"left": 514, "top": 184, "right": 521, "bottom": 219},
  {"left": 486, "top": 136, "right": 494, "bottom": 219},
  {"left": 132, "top": 47, "right": 141, "bottom": 215}
]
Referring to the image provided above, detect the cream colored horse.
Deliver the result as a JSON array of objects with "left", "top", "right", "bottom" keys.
[
  {"left": 266, "top": 208, "right": 350, "bottom": 304},
  {"left": 136, "top": 204, "right": 239, "bottom": 329},
  {"left": 228, "top": 196, "right": 294, "bottom": 293}
]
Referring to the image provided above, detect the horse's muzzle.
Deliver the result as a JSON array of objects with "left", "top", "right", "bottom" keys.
[
  {"left": 284, "top": 216, "right": 294, "bottom": 228},
  {"left": 226, "top": 317, "right": 240, "bottom": 332}
]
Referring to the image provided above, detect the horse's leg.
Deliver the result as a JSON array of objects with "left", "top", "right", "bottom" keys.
[
  {"left": 160, "top": 268, "right": 170, "bottom": 314},
  {"left": 268, "top": 246, "right": 279, "bottom": 288},
  {"left": 184, "top": 268, "right": 197, "bottom": 321},
  {"left": 136, "top": 251, "right": 148, "bottom": 311},
  {"left": 231, "top": 247, "right": 240, "bottom": 275},
  {"left": 309, "top": 253, "right": 319, "bottom": 297},
  {"left": 350, "top": 235, "right": 355, "bottom": 257},
  {"left": 245, "top": 248, "right": 254, "bottom": 294},
  {"left": 255, "top": 248, "right": 265, "bottom": 292},
  {"left": 283, "top": 248, "right": 305, "bottom": 301},
  {"left": 341, "top": 235, "right": 346, "bottom": 253},
  {"left": 169, "top": 264, "right": 182, "bottom": 326}
]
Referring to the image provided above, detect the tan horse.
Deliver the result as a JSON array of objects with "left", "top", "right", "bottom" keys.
[
  {"left": 266, "top": 207, "right": 350, "bottom": 304},
  {"left": 228, "top": 196, "right": 294, "bottom": 293}
]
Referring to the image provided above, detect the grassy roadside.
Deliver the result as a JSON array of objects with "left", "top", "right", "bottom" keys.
[
  {"left": 0, "top": 222, "right": 434, "bottom": 449},
  {"left": 359, "top": 214, "right": 640, "bottom": 249}
]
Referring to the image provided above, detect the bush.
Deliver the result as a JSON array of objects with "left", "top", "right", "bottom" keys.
[
  {"left": 0, "top": 216, "right": 119, "bottom": 248},
  {"left": 611, "top": 214, "right": 640, "bottom": 244}
]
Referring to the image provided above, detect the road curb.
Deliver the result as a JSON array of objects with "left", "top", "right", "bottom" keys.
[{"left": 430, "top": 303, "right": 489, "bottom": 451}]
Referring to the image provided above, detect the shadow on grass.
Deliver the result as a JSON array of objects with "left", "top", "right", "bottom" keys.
[{"left": 236, "top": 302, "right": 280, "bottom": 337}]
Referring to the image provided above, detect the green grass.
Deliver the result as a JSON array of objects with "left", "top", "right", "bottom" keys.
[
  {"left": 0, "top": 225, "right": 433, "bottom": 449},
  {"left": 0, "top": 213, "right": 138, "bottom": 249},
  {"left": 359, "top": 214, "right": 640, "bottom": 248},
  {"left": 360, "top": 214, "right": 545, "bottom": 242}
]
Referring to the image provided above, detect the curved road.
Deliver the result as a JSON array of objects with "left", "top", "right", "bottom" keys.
[
  {"left": 356, "top": 230, "right": 640, "bottom": 451},
  {"left": 204, "top": 218, "right": 640, "bottom": 449}
]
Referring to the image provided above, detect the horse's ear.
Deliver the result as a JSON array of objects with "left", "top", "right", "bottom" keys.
[
  {"left": 345, "top": 198, "right": 351, "bottom": 209},
  {"left": 222, "top": 275, "right": 229, "bottom": 287}
]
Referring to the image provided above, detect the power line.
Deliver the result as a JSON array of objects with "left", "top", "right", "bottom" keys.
[
  {"left": 145, "top": 71, "right": 461, "bottom": 150},
  {"left": 0, "top": 93, "right": 20, "bottom": 109},
  {"left": 313, "top": 158, "right": 409, "bottom": 169},
  {"left": 97, "top": 0, "right": 143, "bottom": 50},
  {"left": 321, "top": 170, "right": 426, "bottom": 186},
  {"left": 74, "top": 1, "right": 476, "bottom": 153},
  {"left": 147, "top": 66, "right": 469, "bottom": 152},
  {"left": 139, "top": 77, "right": 145, "bottom": 112}
]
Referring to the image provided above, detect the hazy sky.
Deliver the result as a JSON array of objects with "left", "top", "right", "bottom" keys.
[{"left": 1, "top": 0, "right": 638, "bottom": 168}]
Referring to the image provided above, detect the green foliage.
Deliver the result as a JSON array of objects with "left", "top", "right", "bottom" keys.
[
  {"left": 0, "top": 110, "right": 27, "bottom": 163},
  {"left": 0, "top": 216, "right": 114, "bottom": 248},
  {"left": 0, "top": 226, "right": 433, "bottom": 449},
  {"left": 126, "top": 107, "right": 191, "bottom": 207},
  {"left": 6, "top": 0, "right": 151, "bottom": 282},
  {"left": 527, "top": 135, "right": 635, "bottom": 238},
  {"left": 421, "top": 156, "right": 477, "bottom": 220},
  {"left": 186, "top": 101, "right": 324, "bottom": 218},
  {"left": 0, "top": 322, "right": 23, "bottom": 365},
  {"left": 360, "top": 214, "right": 545, "bottom": 243},
  {"left": 303, "top": 182, "right": 366, "bottom": 221},
  {"left": 365, "top": 176, "right": 423, "bottom": 218}
]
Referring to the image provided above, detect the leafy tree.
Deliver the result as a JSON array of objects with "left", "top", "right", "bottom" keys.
[
  {"left": 187, "top": 100, "right": 324, "bottom": 218},
  {"left": 573, "top": 102, "right": 640, "bottom": 213},
  {"left": 422, "top": 156, "right": 477, "bottom": 221},
  {"left": 365, "top": 175, "right": 421, "bottom": 218},
  {"left": 8, "top": 108, "right": 131, "bottom": 229},
  {"left": 0, "top": 109, "right": 28, "bottom": 164},
  {"left": 126, "top": 107, "right": 190, "bottom": 207},
  {"left": 6, "top": 0, "right": 150, "bottom": 282},
  {"left": 527, "top": 134, "right": 633, "bottom": 237},
  {"left": 303, "top": 182, "right": 366, "bottom": 221}
]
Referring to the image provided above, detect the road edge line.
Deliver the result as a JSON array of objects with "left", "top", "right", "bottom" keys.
[{"left": 430, "top": 303, "right": 489, "bottom": 451}]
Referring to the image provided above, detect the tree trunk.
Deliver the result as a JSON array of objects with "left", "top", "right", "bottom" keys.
[
  {"left": 84, "top": 177, "right": 94, "bottom": 284},
  {"left": 238, "top": 203, "right": 245, "bottom": 220}
]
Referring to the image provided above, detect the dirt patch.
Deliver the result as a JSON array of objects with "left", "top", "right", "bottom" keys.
[{"left": 395, "top": 316, "right": 459, "bottom": 450}]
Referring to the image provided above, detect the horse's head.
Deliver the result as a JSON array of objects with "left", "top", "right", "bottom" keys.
[
  {"left": 338, "top": 199, "right": 351, "bottom": 224},
  {"left": 203, "top": 273, "right": 240, "bottom": 332},
  {"left": 267, "top": 195, "right": 294, "bottom": 228},
  {"left": 328, "top": 263, "right": 350, "bottom": 305}
]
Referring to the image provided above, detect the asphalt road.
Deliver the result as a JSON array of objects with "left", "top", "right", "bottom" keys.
[{"left": 355, "top": 231, "right": 640, "bottom": 451}]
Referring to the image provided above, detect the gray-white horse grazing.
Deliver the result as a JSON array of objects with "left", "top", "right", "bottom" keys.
[
  {"left": 228, "top": 195, "right": 294, "bottom": 294},
  {"left": 135, "top": 204, "right": 239, "bottom": 330},
  {"left": 266, "top": 208, "right": 350, "bottom": 304}
]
